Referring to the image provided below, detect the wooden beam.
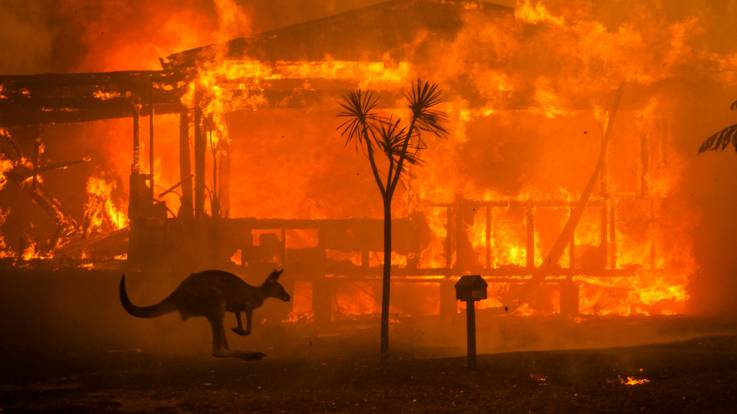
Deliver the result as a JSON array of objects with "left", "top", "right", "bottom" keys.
[
  {"left": 179, "top": 108, "right": 193, "bottom": 218},
  {"left": 219, "top": 140, "right": 231, "bottom": 218},
  {"left": 485, "top": 206, "right": 491, "bottom": 270},
  {"left": 568, "top": 207, "right": 576, "bottom": 270},
  {"left": 526, "top": 205, "right": 535, "bottom": 268},
  {"left": 132, "top": 101, "right": 140, "bottom": 173},
  {"left": 193, "top": 89, "right": 205, "bottom": 218},
  {"left": 149, "top": 84, "right": 155, "bottom": 201}
]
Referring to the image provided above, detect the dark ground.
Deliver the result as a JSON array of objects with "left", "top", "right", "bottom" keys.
[
  {"left": 2, "top": 335, "right": 737, "bottom": 413},
  {"left": 1, "top": 269, "right": 737, "bottom": 413}
]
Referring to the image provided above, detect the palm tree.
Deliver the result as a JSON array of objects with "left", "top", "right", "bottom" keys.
[
  {"left": 338, "top": 80, "right": 447, "bottom": 360},
  {"left": 699, "top": 100, "right": 737, "bottom": 153}
]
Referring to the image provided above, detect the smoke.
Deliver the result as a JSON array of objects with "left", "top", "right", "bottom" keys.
[
  {"left": 0, "top": 0, "right": 214, "bottom": 73},
  {"left": 0, "top": 1, "right": 59, "bottom": 74},
  {"left": 0, "top": 0, "right": 385, "bottom": 74}
]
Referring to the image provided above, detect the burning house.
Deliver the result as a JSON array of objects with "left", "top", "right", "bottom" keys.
[{"left": 1, "top": 0, "right": 733, "bottom": 325}]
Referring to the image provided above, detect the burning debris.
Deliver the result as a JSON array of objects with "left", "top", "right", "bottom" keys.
[
  {"left": 83, "top": 175, "right": 128, "bottom": 236},
  {"left": 618, "top": 376, "right": 651, "bottom": 386}
]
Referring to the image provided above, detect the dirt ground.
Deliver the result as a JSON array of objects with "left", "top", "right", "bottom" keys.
[
  {"left": 2, "top": 270, "right": 737, "bottom": 413},
  {"left": 1, "top": 334, "right": 737, "bottom": 413}
]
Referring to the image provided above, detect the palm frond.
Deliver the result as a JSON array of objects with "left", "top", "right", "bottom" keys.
[
  {"left": 377, "top": 117, "right": 425, "bottom": 165},
  {"left": 699, "top": 123, "right": 737, "bottom": 153},
  {"left": 405, "top": 79, "right": 448, "bottom": 137},
  {"left": 337, "top": 89, "right": 382, "bottom": 150}
]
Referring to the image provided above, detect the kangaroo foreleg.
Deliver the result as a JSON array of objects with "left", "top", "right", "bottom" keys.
[{"left": 231, "top": 312, "right": 247, "bottom": 336}]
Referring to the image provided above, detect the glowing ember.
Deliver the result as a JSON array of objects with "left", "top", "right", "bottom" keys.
[
  {"left": 20, "top": 240, "right": 51, "bottom": 261},
  {"left": 0, "top": 208, "right": 11, "bottom": 258},
  {"left": 529, "top": 373, "right": 547, "bottom": 383},
  {"left": 0, "top": 158, "right": 12, "bottom": 191},
  {"left": 229, "top": 249, "right": 242, "bottom": 266},
  {"left": 619, "top": 376, "right": 650, "bottom": 386},
  {"left": 92, "top": 90, "right": 121, "bottom": 101}
]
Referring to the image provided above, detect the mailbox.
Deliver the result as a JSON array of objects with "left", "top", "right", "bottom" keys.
[
  {"left": 455, "top": 275, "right": 487, "bottom": 301},
  {"left": 455, "top": 275, "right": 487, "bottom": 369}
]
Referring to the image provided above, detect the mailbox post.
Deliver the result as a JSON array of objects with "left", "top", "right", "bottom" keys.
[{"left": 454, "top": 275, "right": 488, "bottom": 369}]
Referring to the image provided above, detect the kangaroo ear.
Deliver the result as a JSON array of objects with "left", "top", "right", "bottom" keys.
[{"left": 268, "top": 268, "right": 283, "bottom": 281}]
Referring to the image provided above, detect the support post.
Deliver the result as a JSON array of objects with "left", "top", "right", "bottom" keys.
[
  {"left": 640, "top": 132, "right": 649, "bottom": 196},
  {"left": 179, "top": 108, "right": 193, "bottom": 218},
  {"left": 194, "top": 89, "right": 205, "bottom": 218},
  {"left": 132, "top": 99, "right": 141, "bottom": 173},
  {"left": 526, "top": 205, "right": 535, "bottom": 269},
  {"left": 209, "top": 127, "right": 219, "bottom": 218},
  {"left": 600, "top": 127, "right": 610, "bottom": 269},
  {"left": 609, "top": 199, "right": 616, "bottom": 269},
  {"left": 568, "top": 207, "right": 576, "bottom": 270},
  {"left": 149, "top": 84, "right": 155, "bottom": 202},
  {"left": 485, "top": 206, "right": 491, "bottom": 270},
  {"left": 445, "top": 206, "right": 452, "bottom": 270},
  {"left": 219, "top": 140, "right": 231, "bottom": 218},
  {"left": 454, "top": 199, "right": 464, "bottom": 271},
  {"left": 600, "top": 202, "right": 608, "bottom": 269},
  {"left": 465, "top": 299, "right": 476, "bottom": 369},
  {"left": 128, "top": 99, "right": 143, "bottom": 264}
]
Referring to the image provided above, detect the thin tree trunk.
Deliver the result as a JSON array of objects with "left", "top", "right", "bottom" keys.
[{"left": 380, "top": 197, "right": 392, "bottom": 360}]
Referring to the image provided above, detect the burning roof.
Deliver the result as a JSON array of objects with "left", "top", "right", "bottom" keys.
[{"left": 162, "top": 0, "right": 512, "bottom": 67}]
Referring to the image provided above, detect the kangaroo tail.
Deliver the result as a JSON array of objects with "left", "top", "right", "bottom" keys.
[{"left": 119, "top": 274, "right": 177, "bottom": 318}]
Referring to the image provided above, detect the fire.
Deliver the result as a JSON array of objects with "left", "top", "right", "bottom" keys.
[
  {"left": 514, "top": 0, "right": 565, "bottom": 26},
  {"left": 0, "top": 208, "right": 11, "bottom": 258},
  {"left": 183, "top": 58, "right": 410, "bottom": 152},
  {"left": 83, "top": 175, "right": 128, "bottom": 235},
  {"left": 20, "top": 240, "right": 51, "bottom": 261},
  {"left": 620, "top": 376, "right": 650, "bottom": 386},
  {"left": 229, "top": 249, "right": 242, "bottom": 266},
  {"left": 0, "top": 129, "right": 12, "bottom": 191},
  {"left": 161, "top": 0, "right": 708, "bottom": 318},
  {"left": 0, "top": 158, "right": 12, "bottom": 191},
  {"left": 531, "top": 79, "right": 567, "bottom": 119},
  {"left": 5, "top": 0, "right": 736, "bottom": 321},
  {"left": 92, "top": 90, "right": 121, "bottom": 101},
  {"left": 283, "top": 281, "right": 314, "bottom": 323}
]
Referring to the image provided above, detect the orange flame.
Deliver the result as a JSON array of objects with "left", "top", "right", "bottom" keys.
[
  {"left": 84, "top": 175, "right": 128, "bottom": 235},
  {"left": 620, "top": 376, "right": 650, "bottom": 386}
]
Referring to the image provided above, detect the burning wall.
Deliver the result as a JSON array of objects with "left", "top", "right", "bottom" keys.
[{"left": 2, "top": 0, "right": 737, "bottom": 316}]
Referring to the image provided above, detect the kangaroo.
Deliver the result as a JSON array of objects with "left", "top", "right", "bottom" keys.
[{"left": 119, "top": 269, "right": 290, "bottom": 358}]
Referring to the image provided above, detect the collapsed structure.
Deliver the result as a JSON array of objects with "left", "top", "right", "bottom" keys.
[{"left": 0, "top": 0, "right": 704, "bottom": 322}]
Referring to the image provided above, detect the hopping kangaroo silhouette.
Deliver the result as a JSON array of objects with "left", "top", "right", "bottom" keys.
[{"left": 120, "top": 269, "right": 290, "bottom": 358}]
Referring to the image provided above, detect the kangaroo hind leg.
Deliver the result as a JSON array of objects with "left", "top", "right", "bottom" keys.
[{"left": 204, "top": 295, "right": 229, "bottom": 357}]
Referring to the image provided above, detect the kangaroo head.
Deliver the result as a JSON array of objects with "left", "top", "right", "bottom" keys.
[{"left": 263, "top": 269, "right": 290, "bottom": 302}]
